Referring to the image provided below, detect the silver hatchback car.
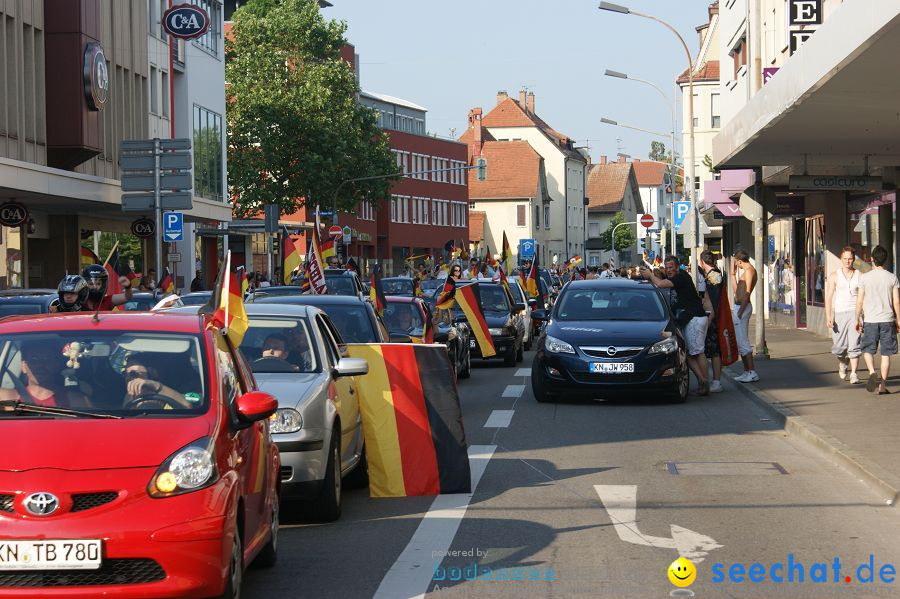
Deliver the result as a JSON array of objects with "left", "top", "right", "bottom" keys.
[{"left": 241, "top": 304, "right": 368, "bottom": 522}]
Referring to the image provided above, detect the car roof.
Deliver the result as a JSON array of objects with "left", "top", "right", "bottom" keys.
[
  {"left": 385, "top": 295, "right": 417, "bottom": 304},
  {"left": 0, "top": 288, "right": 56, "bottom": 297},
  {"left": 324, "top": 269, "right": 357, "bottom": 277},
  {"left": 243, "top": 303, "right": 315, "bottom": 318},
  {"left": 565, "top": 278, "right": 657, "bottom": 290},
  {"left": 383, "top": 276, "right": 412, "bottom": 281},
  {"left": 253, "top": 294, "right": 369, "bottom": 306},
  {"left": 0, "top": 312, "right": 205, "bottom": 334},
  {"left": 181, "top": 291, "right": 211, "bottom": 297},
  {"left": 0, "top": 294, "right": 57, "bottom": 305}
]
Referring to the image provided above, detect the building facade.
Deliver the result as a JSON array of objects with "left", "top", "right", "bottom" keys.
[
  {"left": 632, "top": 159, "right": 674, "bottom": 256},
  {"left": 585, "top": 157, "right": 643, "bottom": 267}
]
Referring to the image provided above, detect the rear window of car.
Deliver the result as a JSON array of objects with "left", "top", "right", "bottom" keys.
[
  {"left": 556, "top": 288, "right": 666, "bottom": 321},
  {"left": 242, "top": 317, "right": 317, "bottom": 373},
  {"left": 0, "top": 332, "right": 208, "bottom": 417},
  {"left": 324, "top": 276, "right": 357, "bottom": 296},
  {"left": 383, "top": 279, "right": 414, "bottom": 296},
  {"left": 312, "top": 304, "right": 377, "bottom": 343},
  {"left": 478, "top": 285, "right": 510, "bottom": 312},
  {"left": 0, "top": 305, "right": 43, "bottom": 316}
]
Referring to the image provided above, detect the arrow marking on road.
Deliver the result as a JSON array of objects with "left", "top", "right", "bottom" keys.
[{"left": 594, "top": 485, "right": 722, "bottom": 563}]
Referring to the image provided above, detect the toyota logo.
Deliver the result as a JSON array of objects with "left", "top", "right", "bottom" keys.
[
  {"left": 606, "top": 346, "right": 618, "bottom": 356},
  {"left": 23, "top": 492, "right": 60, "bottom": 516}
]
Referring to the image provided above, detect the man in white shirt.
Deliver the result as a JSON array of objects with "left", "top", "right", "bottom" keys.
[
  {"left": 856, "top": 245, "right": 900, "bottom": 394},
  {"left": 824, "top": 246, "right": 861, "bottom": 384}
]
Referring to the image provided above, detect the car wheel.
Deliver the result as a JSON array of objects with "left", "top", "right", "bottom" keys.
[
  {"left": 503, "top": 342, "right": 516, "bottom": 367},
  {"left": 303, "top": 430, "right": 341, "bottom": 522},
  {"left": 253, "top": 497, "right": 278, "bottom": 568},
  {"left": 458, "top": 344, "right": 471, "bottom": 379},
  {"left": 215, "top": 527, "right": 243, "bottom": 599},
  {"left": 344, "top": 444, "right": 369, "bottom": 489},
  {"left": 515, "top": 340, "right": 524, "bottom": 363},
  {"left": 670, "top": 366, "right": 689, "bottom": 404},
  {"left": 531, "top": 358, "right": 556, "bottom": 403}
]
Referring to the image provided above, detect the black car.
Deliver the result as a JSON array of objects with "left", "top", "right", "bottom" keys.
[
  {"left": 454, "top": 281, "right": 526, "bottom": 367},
  {"left": 417, "top": 295, "right": 472, "bottom": 381},
  {"left": 254, "top": 294, "right": 388, "bottom": 343},
  {"left": 530, "top": 278, "right": 689, "bottom": 403},
  {"left": 323, "top": 269, "right": 365, "bottom": 297},
  {"left": 0, "top": 289, "right": 58, "bottom": 316},
  {"left": 248, "top": 285, "right": 304, "bottom": 300},
  {"left": 382, "top": 277, "right": 415, "bottom": 297}
]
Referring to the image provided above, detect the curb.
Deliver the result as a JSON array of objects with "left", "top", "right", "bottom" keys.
[{"left": 723, "top": 366, "right": 900, "bottom": 508}]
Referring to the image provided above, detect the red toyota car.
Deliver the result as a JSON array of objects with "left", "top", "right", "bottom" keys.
[{"left": 0, "top": 312, "right": 280, "bottom": 598}]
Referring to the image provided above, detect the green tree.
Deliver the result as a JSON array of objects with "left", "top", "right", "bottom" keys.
[
  {"left": 649, "top": 141, "right": 668, "bottom": 162},
  {"left": 226, "top": 0, "right": 397, "bottom": 219},
  {"left": 599, "top": 212, "right": 636, "bottom": 253}
]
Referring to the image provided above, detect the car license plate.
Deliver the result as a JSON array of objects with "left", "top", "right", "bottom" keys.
[
  {"left": 470, "top": 340, "right": 475, "bottom": 348},
  {"left": 0, "top": 539, "right": 102, "bottom": 570},
  {"left": 590, "top": 362, "right": 634, "bottom": 374}
]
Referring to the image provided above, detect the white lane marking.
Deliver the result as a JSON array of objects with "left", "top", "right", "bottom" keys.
[
  {"left": 502, "top": 384, "right": 525, "bottom": 398},
  {"left": 483, "top": 409, "right": 514, "bottom": 428},
  {"left": 593, "top": 485, "right": 723, "bottom": 563},
  {"left": 374, "top": 445, "right": 497, "bottom": 599},
  {"left": 514, "top": 368, "right": 531, "bottom": 377}
]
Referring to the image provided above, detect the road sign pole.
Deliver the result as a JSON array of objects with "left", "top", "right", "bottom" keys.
[{"left": 154, "top": 138, "right": 162, "bottom": 289}]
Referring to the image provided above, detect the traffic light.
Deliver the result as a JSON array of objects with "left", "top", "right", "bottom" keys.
[{"left": 475, "top": 157, "right": 487, "bottom": 181}]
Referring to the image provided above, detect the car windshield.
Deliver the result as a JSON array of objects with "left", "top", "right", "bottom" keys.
[
  {"left": 124, "top": 297, "right": 155, "bottom": 311},
  {"left": 180, "top": 294, "right": 210, "bottom": 306},
  {"left": 420, "top": 279, "right": 444, "bottom": 297},
  {"left": 383, "top": 279, "right": 414, "bottom": 296},
  {"left": 556, "top": 288, "right": 666, "bottom": 321},
  {"left": 0, "top": 332, "right": 208, "bottom": 417},
  {"left": 324, "top": 276, "right": 357, "bottom": 296},
  {"left": 384, "top": 302, "right": 424, "bottom": 337},
  {"left": 0, "top": 304, "right": 44, "bottom": 317},
  {"left": 315, "top": 304, "right": 376, "bottom": 343},
  {"left": 478, "top": 285, "right": 510, "bottom": 312},
  {"left": 243, "top": 317, "right": 317, "bottom": 373}
]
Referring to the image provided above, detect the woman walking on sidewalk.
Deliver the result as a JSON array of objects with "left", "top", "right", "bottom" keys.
[
  {"left": 855, "top": 245, "right": 900, "bottom": 395},
  {"left": 825, "top": 246, "right": 861, "bottom": 384}
]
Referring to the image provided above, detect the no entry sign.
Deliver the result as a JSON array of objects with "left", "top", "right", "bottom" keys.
[{"left": 640, "top": 213, "right": 655, "bottom": 228}]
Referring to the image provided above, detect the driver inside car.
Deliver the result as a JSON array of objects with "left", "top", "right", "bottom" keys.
[
  {"left": 0, "top": 341, "right": 89, "bottom": 409},
  {"left": 253, "top": 333, "right": 301, "bottom": 372},
  {"left": 122, "top": 354, "right": 192, "bottom": 409}
]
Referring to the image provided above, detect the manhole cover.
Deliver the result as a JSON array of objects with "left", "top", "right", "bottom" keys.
[{"left": 666, "top": 461, "right": 787, "bottom": 475}]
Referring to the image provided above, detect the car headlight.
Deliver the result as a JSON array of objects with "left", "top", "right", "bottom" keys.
[
  {"left": 148, "top": 437, "right": 218, "bottom": 498},
  {"left": 269, "top": 408, "right": 303, "bottom": 434},
  {"left": 545, "top": 335, "right": 575, "bottom": 354},
  {"left": 488, "top": 328, "right": 504, "bottom": 336},
  {"left": 649, "top": 337, "right": 678, "bottom": 355}
]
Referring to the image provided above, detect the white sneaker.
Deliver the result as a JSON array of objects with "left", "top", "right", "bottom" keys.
[
  {"left": 709, "top": 380, "right": 724, "bottom": 393},
  {"left": 742, "top": 370, "right": 760, "bottom": 383},
  {"left": 733, "top": 371, "right": 750, "bottom": 382},
  {"left": 849, "top": 372, "right": 860, "bottom": 385},
  {"left": 838, "top": 361, "right": 847, "bottom": 380}
]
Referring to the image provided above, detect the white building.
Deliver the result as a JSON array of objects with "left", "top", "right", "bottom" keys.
[
  {"left": 585, "top": 156, "right": 643, "bottom": 267},
  {"left": 632, "top": 159, "right": 674, "bottom": 256},
  {"left": 463, "top": 91, "right": 587, "bottom": 265}
]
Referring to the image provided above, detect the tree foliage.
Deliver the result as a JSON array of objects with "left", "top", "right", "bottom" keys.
[
  {"left": 226, "top": 0, "right": 397, "bottom": 218},
  {"left": 599, "top": 212, "right": 636, "bottom": 252},
  {"left": 649, "top": 141, "right": 668, "bottom": 162}
]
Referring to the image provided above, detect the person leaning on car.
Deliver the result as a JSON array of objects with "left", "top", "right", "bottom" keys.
[{"left": 640, "top": 255, "right": 713, "bottom": 396}]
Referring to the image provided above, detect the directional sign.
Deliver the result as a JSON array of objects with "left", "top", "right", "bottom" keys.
[
  {"left": 121, "top": 192, "right": 193, "bottom": 212},
  {"left": 120, "top": 153, "right": 192, "bottom": 171},
  {"left": 639, "top": 213, "right": 655, "bottom": 228},
  {"left": 595, "top": 485, "right": 722, "bottom": 563},
  {"left": 520, "top": 238, "right": 535, "bottom": 259},
  {"left": 163, "top": 212, "right": 183, "bottom": 241},
  {"left": 121, "top": 173, "right": 192, "bottom": 192},
  {"left": 673, "top": 201, "right": 691, "bottom": 230}
]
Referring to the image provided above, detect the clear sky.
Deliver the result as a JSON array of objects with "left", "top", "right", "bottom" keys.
[{"left": 325, "top": 0, "right": 711, "bottom": 164}]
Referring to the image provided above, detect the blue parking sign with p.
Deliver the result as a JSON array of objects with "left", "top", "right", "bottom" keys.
[
  {"left": 520, "top": 238, "right": 535, "bottom": 259},
  {"left": 163, "top": 211, "right": 183, "bottom": 241},
  {"left": 673, "top": 201, "right": 691, "bottom": 229}
]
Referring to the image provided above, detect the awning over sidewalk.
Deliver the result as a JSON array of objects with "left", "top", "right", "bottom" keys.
[{"left": 713, "top": 3, "right": 900, "bottom": 169}]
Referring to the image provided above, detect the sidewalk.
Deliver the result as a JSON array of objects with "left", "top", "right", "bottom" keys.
[{"left": 723, "top": 324, "right": 900, "bottom": 507}]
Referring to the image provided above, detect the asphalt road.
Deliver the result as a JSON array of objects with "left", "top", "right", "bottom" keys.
[{"left": 243, "top": 349, "right": 900, "bottom": 599}]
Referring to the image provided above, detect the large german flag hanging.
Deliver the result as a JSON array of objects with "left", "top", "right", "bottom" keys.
[
  {"left": 717, "top": 280, "right": 740, "bottom": 366},
  {"left": 157, "top": 267, "right": 176, "bottom": 294},
  {"left": 282, "top": 226, "right": 301, "bottom": 285},
  {"left": 199, "top": 251, "right": 248, "bottom": 349},
  {"left": 455, "top": 284, "right": 496, "bottom": 358},
  {"left": 370, "top": 263, "right": 387, "bottom": 316},
  {"left": 435, "top": 277, "right": 456, "bottom": 309},
  {"left": 345, "top": 343, "right": 471, "bottom": 497}
]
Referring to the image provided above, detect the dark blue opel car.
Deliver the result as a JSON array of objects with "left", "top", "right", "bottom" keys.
[{"left": 530, "top": 278, "right": 689, "bottom": 403}]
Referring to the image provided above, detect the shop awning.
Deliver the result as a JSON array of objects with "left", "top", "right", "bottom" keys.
[{"left": 713, "top": 3, "right": 900, "bottom": 169}]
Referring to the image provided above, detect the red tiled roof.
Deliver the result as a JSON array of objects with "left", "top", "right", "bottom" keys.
[
  {"left": 468, "top": 141, "right": 542, "bottom": 199},
  {"left": 469, "top": 211, "right": 486, "bottom": 242},
  {"left": 677, "top": 60, "right": 720, "bottom": 84},
  {"left": 458, "top": 126, "right": 496, "bottom": 146},
  {"left": 481, "top": 98, "right": 580, "bottom": 156},
  {"left": 633, "top": 160, "right": 669, "bottom": 187},
  {"left": 586, "top": 162, "right": 633, "bottom": 212}
]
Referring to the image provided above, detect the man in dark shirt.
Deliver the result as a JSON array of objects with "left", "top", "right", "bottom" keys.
[
  {"left": 699, "top": 250, "right": 725, "bottom": 392},
  {"left": 641, "top": 255, "right": 710, "bottom": 396}
]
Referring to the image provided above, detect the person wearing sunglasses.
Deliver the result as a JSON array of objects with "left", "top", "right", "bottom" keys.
[{"left": 122, "top": 354, "right": 191, "bottom": 409}]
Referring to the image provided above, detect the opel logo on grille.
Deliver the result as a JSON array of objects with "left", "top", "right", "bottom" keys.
[
  {"left": 606, "top": 346, "right": 618, "bottom": 356},
  {"left": 23, "top": 492, "right": 59, "bottom": 516}
]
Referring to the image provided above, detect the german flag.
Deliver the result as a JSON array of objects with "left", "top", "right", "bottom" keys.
[
  {"left": 282, "top": 226, "right": 301, "bottom": 285},
  {"left": 526, "top": 251, "right": 540, "bottom": 298},
  {"left": 157, "top": 267, "right": 176, "bottom": 294},
  {"left": 346, "top": 257, "right": 359, "bottom": 274},
  {"left": 199, "top": 252, "right": 248, "bottom": 349},
  {"left": 237, "top": 266, "right": 249, "bottom": 296},
  {"left": 370, "top": 264, "right": 387, "bottom": 316},
  {"left": 345, "top": 343, "right": 471, "bottom": 497},
  {"left": 321, "top": 238, "right": 335, "bottom": 261},
  {"left": 717, "top": 281, "right": 740, "bottom": 366},
  {"left": 412, "top": 277, "right": 423, "bottom": 298},
  {"left": 455, "top": 283, "right": 496, "bottom": 358},
  {"left": 80, "top": 246, "right": 100, "bottom": 269},
  {"left": 501, "top": 231, "right": 512, "bottom": 274},
  {"left": 103, "top": 246, "right": 124, "bottom": 299},
  {"left": 435, "top": 277, "right": 455, "bottom": 310}
]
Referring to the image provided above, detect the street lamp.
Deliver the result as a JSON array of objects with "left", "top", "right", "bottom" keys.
[
  {"left": 604, "top": 68, "right": 678, "bottom": 257},
  {"left": 600, "top": 117, "right": 669, "bottom": 138},
  {"left": 599, "top": 1, "right": 698, "bottom": 283}
]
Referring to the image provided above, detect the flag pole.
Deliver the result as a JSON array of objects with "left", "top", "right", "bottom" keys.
[{"left": 102, "top": 240, "right": 120, "bottom": 267}]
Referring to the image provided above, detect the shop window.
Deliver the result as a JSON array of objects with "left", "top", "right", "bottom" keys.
[
  {"left": 193, "top": 104, "right": 223, "bottom": 201},
  {"left": 805, "top": 215, "right": 825, "bottom": 306}
]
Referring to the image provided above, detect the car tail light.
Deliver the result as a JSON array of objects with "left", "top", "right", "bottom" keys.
[{"left": 147, "top": 437, "right": 218, "bottom": 498}]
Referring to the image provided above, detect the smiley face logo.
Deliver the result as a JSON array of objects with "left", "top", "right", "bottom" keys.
[{"left": 668, "top": 557, "right": 696, "bottom": 587}]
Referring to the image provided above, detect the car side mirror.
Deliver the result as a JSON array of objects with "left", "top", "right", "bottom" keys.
[
  {"left": 334, "top": 357, "right": 368, "bottom": 377},
  {"left": 531, "top": 308, "right": 548, "bottom": 321},
  {"left": 390, "top": 334, "right": 412, "bottom": 343},
  {"left": 236, "top": 391, "right": 278, "bottom": 424},
  {"left": 512, "top": 303, "right": 526, "bottom": 313}
]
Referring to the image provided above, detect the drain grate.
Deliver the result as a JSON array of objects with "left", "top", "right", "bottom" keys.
[{"left": 666, "top": 461, "right": 788, "bottom": 475}]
